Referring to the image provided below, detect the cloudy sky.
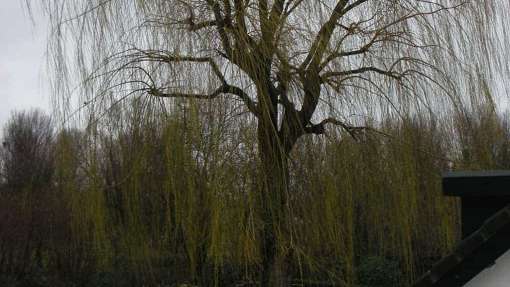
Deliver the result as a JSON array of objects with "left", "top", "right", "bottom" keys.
[
  {"left": 0, "top": 1, "right": 508, "bottom": 133},
  {"left": 0, "top": 2, "right": 49, "bottom": 130}
]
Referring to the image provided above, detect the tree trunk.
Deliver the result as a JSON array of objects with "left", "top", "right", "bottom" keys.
[{"left": 257, "top": 119, "right": 290, "bottom": 287}]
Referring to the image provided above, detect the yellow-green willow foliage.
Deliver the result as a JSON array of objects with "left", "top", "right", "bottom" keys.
[
  {"left": 46, "top": 104, "right": 466, "bottom": 286},
  {"left": 286, "top": 116, "right": 459, "bottom": 286},
  {"left": 53, "top": 128, "right": 114, "bottom": 279},
  {"left": 50, "top": 99, "right": 262, "bottom": 285},
  {"left": 5, "top": 101, "right": 510, "bottom": 287},
  {"left": 455, "top": 104, "right": 510, "bottom": 170},
  {"left": 21, "top": 0, "right": 510, "bottom": 285}
]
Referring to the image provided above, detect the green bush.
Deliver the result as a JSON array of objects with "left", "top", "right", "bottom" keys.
[{"left": 357, "top": 257, "right": 403, "bottom": 287}]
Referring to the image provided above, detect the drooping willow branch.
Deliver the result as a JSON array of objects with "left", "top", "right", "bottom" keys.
[
  {"left": 40, "top": 0, "right": 486, "bottom": 153},
  {"left": 305, "top": 117, "right": 365, "bottom": 137},
  {"left": 149, "top": 84, "right": 259, "bottom": 116}
]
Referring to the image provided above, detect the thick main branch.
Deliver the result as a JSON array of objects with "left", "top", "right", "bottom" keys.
[{"left": 149, "top": 83, "right": 259, "bottom": 115}]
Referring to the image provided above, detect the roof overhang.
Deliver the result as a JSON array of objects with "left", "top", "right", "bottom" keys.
[{"left": 443, "top": 170, "right": 510, "bottom": 197}]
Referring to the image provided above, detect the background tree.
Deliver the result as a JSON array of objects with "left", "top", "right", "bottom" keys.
[
  {"left": 0, "top": 109, "right": 57, "bottom": 279},
  {"left": 38, "top": 0, "right": 510, "bottom": 285},
  {"left": 0, "top": 109, "right": 54, "bottom": 192}
]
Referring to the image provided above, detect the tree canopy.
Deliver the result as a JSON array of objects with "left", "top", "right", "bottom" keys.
[
  {"left": 41, "top": 1, "right": 510, "bottom": 129},
  {"left": 25, "top": 0, "right": 510, "bottom": 285}
]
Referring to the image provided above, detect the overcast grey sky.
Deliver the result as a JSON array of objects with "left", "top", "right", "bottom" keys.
[
  {"left": 0, "top": 1, "right": 508, "bottom": 133},
  {"left": 0, "top": 1, "right": 49, "bottom": 130}
]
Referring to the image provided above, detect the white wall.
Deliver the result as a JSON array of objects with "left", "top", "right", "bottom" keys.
[{"left": 464, "top": 249, "right": 510, "bottom": 286}]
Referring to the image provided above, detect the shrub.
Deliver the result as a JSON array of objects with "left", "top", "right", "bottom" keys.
[{"left": 357, "top": 256, "right": 403, "bottom": 287}]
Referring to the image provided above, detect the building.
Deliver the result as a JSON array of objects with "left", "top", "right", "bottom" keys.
[{"left": 414, "top": 171, "right": 510, "bottom": 287}]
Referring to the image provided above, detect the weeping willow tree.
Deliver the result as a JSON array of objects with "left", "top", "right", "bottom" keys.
[{"left": 35, "top": 0, "right": 510, "bottom": 285}]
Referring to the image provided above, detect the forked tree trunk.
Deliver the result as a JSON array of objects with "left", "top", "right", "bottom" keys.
[{"left": 257, "top": 119, "right": 291, "bottom": 287}]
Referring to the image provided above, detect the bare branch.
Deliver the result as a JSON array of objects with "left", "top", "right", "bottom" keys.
[
  {"left": 300, "top": 0, "right": 370, "bottom": 71},
  {"left": 321, "top": 66, "right": 403, "bottom": 81},
  {"left": 305, "top": 117, "right": 367, "bottom": 140},
  {"left": 319, "top": 30, "right": 381, "bottom": 70},
  {"left": 130, "top": 49, "right": 226, "bottom": 82},
  {"left": 149, "top": 84, "right": 259, "bottom": 116},
  {"left": 187, "top": 19, "right": 217, "bottom": 31},
  {"left": 207, "top": 0, "right": 233, "bottom": 57},
  {"left": 122, "top": 48, "right": 259, "bottom": 115}
]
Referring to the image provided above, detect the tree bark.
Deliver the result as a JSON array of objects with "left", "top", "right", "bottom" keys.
[{"left": 257, "top": 117, "right": 290, "bottom": 287}]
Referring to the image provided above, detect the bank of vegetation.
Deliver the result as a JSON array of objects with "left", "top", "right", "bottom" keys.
[{"left": 1, "top": 94, "right": 509, "bottom": 286}]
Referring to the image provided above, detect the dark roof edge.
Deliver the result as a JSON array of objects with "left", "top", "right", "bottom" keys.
[
  {"left": 443, "top": 170, "right": 510, "bottom": 178},
  {"left": 413, "top": 204, "right": 510, "bottom": 287}
]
